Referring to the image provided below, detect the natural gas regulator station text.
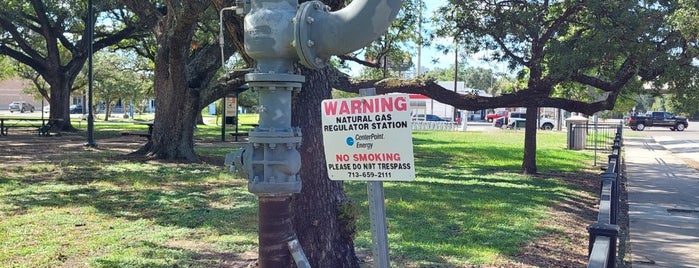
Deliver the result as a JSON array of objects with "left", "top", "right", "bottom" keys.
[
  {"left": 322, "top": 96, "right": 410, "bottom": 151},
  {"left": 322, "top": 115, "right": 409, "bottom": 132}
]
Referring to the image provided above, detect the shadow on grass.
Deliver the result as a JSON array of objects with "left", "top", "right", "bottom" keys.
[
  {"left": 345, "top": 136, "right": 598, "bottom": 265},
  {"left": 2, "top": 154, "right": 258, "bottom": 236},
  {"left": 508, "top": 168, "right": 601, "bottom": 266},
  {"left": 90, "top": 240, "right": 255, "bottom": 268},
  {"left": 1, "top": 131, "right": 598, "bottom": 267},
  {"left": 354, "top": 174, "right": 596, "bottom": 265}
]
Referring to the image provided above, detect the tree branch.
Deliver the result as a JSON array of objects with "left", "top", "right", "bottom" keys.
[
  {"left": 336, "top": 54, "right": 381, "bottom": 69},
  {"left": 0, "top": 16, "right": 46, "bottom": 67},
  {"left": 330, "top": 73, "right": 619, "bottom": 115}
]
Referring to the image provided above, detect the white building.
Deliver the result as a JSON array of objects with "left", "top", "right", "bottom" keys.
[{"left": 408, "top": 81, "right": 491, "bottom": 121}]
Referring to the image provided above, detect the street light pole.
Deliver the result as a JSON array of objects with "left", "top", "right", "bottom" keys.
[
  {"left": 453, "top": 43, "right": 459, "bottom": 122},
  {"left": 85, "top": 0, "right": 96, "bottom": 147},
  {"left": 416, "top": 0, "right": 422, "bottom": 78}
]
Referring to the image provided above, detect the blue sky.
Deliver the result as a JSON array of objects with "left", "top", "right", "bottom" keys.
[{"left": 344, "top": 1, "right": 510, "bottom": 78}]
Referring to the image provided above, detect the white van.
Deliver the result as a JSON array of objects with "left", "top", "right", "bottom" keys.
[{"left": 507, "top": 112, "right": 555, "bottom": 130}]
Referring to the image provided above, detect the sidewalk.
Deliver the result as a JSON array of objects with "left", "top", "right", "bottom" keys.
[{"left": 624, "top": 136, "right": 699, "bottom": 267}]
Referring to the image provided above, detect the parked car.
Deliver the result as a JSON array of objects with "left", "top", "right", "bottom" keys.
[
  {"left": 501, "top": 112, "right": 555, "bottom": 130},
  {"left": 627, "top": 111, "right": 688, "bottom": 131},
  {"left": 69, "top": 104, "right": 83, "bottom": 114},
  {"left": 43, "top": 105, "right": 50, "bottom": 113},
  {"left": 412, "top": 114, "right": 450, "bottom": 122},
  {"left": 485, "top": 110, "right": 509, "bottom": 122},
  {"left": 8, "top": 101, "right": 35, "bottom": 113}
]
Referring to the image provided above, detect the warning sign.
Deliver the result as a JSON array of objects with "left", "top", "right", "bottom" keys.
[
  {"left": 225, "top": 96, "right": 237, "bottom": 117},
  {"left": 321, "top": 94, "right": 415, "bottom": 181}
]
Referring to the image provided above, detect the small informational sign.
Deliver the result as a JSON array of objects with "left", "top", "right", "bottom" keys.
[
  {"left": 225, "top": 96, "right": 237, "bottom": 117},
  {"left": 321, "top": 94, "right": 415, "bottom": 181}
]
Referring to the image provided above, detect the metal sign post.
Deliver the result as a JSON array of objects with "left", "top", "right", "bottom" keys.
[
  {"left": 221, "top": 97, "right": 226, "bottom": 142},
  {"left": 361, "top": 88, "right": 390, "bottom": 268},
  {"left": 368, "top": 180, "right": 390, "bottom": 268}
]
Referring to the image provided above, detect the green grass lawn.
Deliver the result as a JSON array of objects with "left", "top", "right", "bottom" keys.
[
  {"left": 67, "top": 113, "right": 260, "bottom": 140},
  {"left": 347, "top": 131, "right": 595, "bottom": 266},
  {"left": 0, "top": 123, "right": 597, "bottom": 267}
]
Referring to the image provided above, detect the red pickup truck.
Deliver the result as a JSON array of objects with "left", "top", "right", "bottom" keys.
[{"left": 485, "top": 110, "right": 508, "bottom": 122}]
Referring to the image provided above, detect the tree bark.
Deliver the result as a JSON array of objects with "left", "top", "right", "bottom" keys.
[
  {"left": 521, "top": 106, "right": 539, "bottom": 174},
  {"left": 291, "top": 67, "right": 360, "bottom": 268},
  {"left": 47, "top": 80, "right": 76, "bottom": 130},
  {"left": 130, "top": 0, "right": 209, "bottom": 162}
]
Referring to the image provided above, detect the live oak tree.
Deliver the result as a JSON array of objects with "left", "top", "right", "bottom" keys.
[
  {"left": 111, "top": 1, "right": 697, "bottom": 266},
  {"left": 0, "top": 0, "right": 155, "bottom": 130},
  {"left": 120, "top": 0, "right": 245, "bottom": 161},
  {"left": 284, "top": 3, "right": 362, "bottom": 267},
  {"left": 423, "top": 66, "right": 501, "bottom": 95},
  {"left": 660, "top": 0, "right": 699, "bottom": 115},
  {"left": 0, "top": 56, "right": 14, "bottom": 79},
  {"left": 334, "top": 1, "right": 699, "bottom": 174}
]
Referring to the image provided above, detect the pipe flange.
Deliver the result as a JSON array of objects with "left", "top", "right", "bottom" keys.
[
  {"left": 234, "top": 145, "right": 253, "bottom": 179},
  {"left": 249, "top": 180, "right": 302, "bottom": 195},
  {"left": 294, "top": 1, "right": 330, "bottom": 69},
  {"left": 245, "top": 73, "right": 305, "bottom": 83}
]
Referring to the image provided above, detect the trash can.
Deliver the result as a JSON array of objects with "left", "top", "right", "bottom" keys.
[{"left": 565, "top": 115, "right": 588, "bottom": 150}]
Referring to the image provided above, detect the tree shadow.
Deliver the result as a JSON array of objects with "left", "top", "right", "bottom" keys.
[
  {"left": 2, "top": 153, "right": 258, "bottom": 236},
  {"left": 90, "top": 240, "right": 256, "bottom": 267},
  {"left": 345, "top": 166, "right": 596, "bottom": 266}
]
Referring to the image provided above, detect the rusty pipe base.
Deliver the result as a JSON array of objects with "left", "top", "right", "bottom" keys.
[{"left": 258, "top": 195, "right": 296, "bottom": 268}]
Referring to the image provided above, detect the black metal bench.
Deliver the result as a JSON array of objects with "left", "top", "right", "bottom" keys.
[
  {"left": 0, "top": 118, "right": 61, "bottom": 136},
  {"left": 121, "top": 132, "right": 152, "bottom": 139},
  {"left": 229, "top": 132, "right": 249, "bottom": 141}
]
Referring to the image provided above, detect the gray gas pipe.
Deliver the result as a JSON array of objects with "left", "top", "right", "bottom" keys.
[
  {"left": 226, "top": 0, "right": 402, "bottom": 266},
  {"left": 230, "top": 0, "right": 403, "bottom": 200}
]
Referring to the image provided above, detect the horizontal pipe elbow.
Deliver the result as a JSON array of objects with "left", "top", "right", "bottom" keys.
[{"left": 294, "top": 0, "right": 403, "bottom": 69}]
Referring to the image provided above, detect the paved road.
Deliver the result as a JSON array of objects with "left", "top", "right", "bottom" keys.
[{"left": 625, "top": 124, "right": 699, "bottom": 267}]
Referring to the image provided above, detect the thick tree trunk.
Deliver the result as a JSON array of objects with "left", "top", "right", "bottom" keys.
[
  {"left": 522, "top": 106, "right": 539, "bottom": 174},
  {"left": 48, "top": 82, "right": 75, "bottom": 131},
  {"left": 196, "top": 113, "right": 204, "bottom": 125},
  {"left": 291, "top": 67, "right": 360, "bottom": 268},
  {"left": 131, "top": 1, "right": 209, "bottom": 162},
  {"left": 150, "top": 87, "right": 199, "bottom": 162},
  {"left": 137, "top": 51, "right": 200, "bottom": 162}
]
